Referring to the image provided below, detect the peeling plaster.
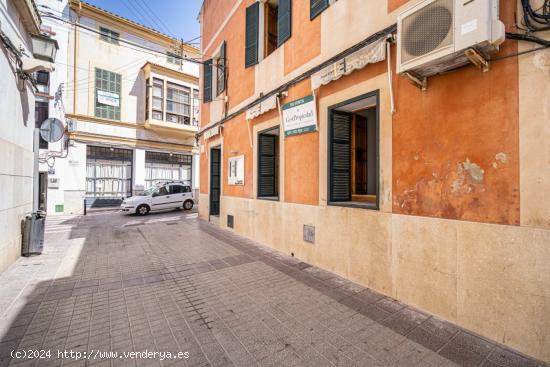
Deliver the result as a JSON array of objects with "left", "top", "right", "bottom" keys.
[
  {"left": 496, "top": 152, "right": 508, "bottom": 164},
  {"left": 451, "top": 159, "right": 485, "bottom": 193}
]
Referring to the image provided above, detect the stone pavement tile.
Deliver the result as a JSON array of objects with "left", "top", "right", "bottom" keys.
[
  {"left": 447, "top": 331, "right": 494, "bottom": 357},
  {"left": 439, "top": 342, "right": 487, "bottom": 367},
  {"left": 486, "top": 346, "right": 539, "bottom": 367},
  {"left": 383, "top": 307, "right": 430, "bottom": 336},
  {"left": 359, "top": 303, "right": 392, "bottom": 323},
  {"left": 407, "top": 325, "right": 449, "bottom": 352}
]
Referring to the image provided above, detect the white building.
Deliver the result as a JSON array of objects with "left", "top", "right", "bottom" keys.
[
  {"left": 36, "top": 0, "right": 201, "bottom": 215},
  {"left": 0, "top": 0, "right": 51, "bottom": 272}
]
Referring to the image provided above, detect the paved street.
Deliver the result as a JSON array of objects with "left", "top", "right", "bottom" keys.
[{"left": 0, "top": 210, "right": 545, "bottom": 367}]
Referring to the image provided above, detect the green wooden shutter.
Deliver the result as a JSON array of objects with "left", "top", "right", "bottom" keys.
[
  {"left": 245, "top": 2, "right": 259, "bottom": 68},
  {"left": 277, "top": 0, "right": 292, "bottom": 46},
  {"left": 217, "top": 41, "right": 226, "bottom": 95},
  {"left": 330, "top": 111, "right": 352, "bottom": 202},
  {"left": 203, "top": 59, "right": 212, "bottom": 103},
  {"left": 310, "top": 0, "right": 329, "bottom": 20},
  {"left": 258, "top": 134, "right": 277, "bottom": 197}
]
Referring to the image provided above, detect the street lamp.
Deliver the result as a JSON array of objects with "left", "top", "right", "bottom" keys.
[{"left": 30, "top": 34, "right": 58, "bottom": 63}]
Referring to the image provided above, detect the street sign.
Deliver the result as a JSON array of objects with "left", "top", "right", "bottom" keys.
[{"left": 39, "top": 118, "right": 64, "bottom": 143}]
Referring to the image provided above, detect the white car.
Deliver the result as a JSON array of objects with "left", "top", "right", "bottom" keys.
[{"left": 121, "top": 182, "right": 194, "bottom": 215}]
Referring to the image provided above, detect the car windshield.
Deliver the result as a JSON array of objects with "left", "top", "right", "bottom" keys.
[{"left": 139, "top": 187, "right": 157, "bottom": 196}]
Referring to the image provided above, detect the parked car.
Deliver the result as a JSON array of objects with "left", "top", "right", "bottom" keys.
[{"left": 121, "top": 181, "right": 194, "bottom": 215}]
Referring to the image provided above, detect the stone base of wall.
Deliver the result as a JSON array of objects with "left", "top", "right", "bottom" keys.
[
  {"left": 199, "top": 194, "right": 550, "bottom": 363},
  {"left": 0, "top": 204, "right": 31, "bottom": 273}
]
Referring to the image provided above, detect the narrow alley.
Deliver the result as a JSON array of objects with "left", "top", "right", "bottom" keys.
[{"left": 0, "top": 211, "right": 542, "bottom": 367}]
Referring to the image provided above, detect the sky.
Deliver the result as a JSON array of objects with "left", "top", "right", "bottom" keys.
[{"left": 85, "top": 0, "right": 203, "bottom": 45}]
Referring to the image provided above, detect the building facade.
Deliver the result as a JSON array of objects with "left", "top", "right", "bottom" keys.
[
  {"left": 198, "top": 0, "right": 550, "bottom": 363},
  {"left": 36, "top": 0, "right": 201, "bottom": 214},
  {"left": 0, "top": 0, "right": 48, "bottom": 272}
]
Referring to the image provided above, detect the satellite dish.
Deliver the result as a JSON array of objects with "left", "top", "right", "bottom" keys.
[{"left": 39, "top": 118, "right": 64, "bottom": 143}]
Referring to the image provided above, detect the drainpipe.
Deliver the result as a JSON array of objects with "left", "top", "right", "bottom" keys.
[
  {"left": 73, "top": 7, "right": 79, "bottom": 114},
  {"left": 32, "top": 128, "right": 40, "bottom": 212}
]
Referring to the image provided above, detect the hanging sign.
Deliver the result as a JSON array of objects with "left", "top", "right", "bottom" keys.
[
  {"left": 97, "top": 90, "right": 120, "bottom": 107},
  {"left": 282, "top": 95, "right": 318, "bottom": 137}
]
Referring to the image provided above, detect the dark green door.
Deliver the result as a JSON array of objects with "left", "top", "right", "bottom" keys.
[{"left": 209, "top": 148, "right": 221, "bottom": 215}]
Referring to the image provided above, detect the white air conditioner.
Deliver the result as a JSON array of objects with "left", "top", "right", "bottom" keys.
[{"left": 397, "top": 0, "right": 505, "bottom": 78}]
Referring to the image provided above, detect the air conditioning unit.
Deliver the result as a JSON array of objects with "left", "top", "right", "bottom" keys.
[{"left": 397, "top": 0, "right": 505, "bottom": 78}]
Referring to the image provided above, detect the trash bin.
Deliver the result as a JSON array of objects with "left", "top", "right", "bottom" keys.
[{"left": 21, "top": 211, "right": 46, "bottom": 256}]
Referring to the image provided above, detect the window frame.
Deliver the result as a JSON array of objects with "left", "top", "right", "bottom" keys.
[
  {"left": 166, "top": 82, "right": 191, "bottom": 125},
  {"left": 151, "top": 77, "right": 164, "bottom": 121},
  {"left": 166, "top": 51, "right": 182, "bottom": 66},
  {"left": 94, "top": 67, "right": 121, "bottom": 121},
  {"left": 310, "top": 0, "right": 329, "bottom": 20},
  {"left": 327, "top": 90, "right": 380, "bottom": 210},
  {"left": 203, "top": 59, "right": 213, "bottom": 103},
  {"left": 215, "top": 41, "right": 226, "bottom": 96},
  {"left": 257, "top": 126, "right": 280, "bottom": 201},
  {"left": 99, "top": 26, "right": 120, "bottom": 44},
  {"left": 245, "top": 2, "right": 260, "bottom": 68}
]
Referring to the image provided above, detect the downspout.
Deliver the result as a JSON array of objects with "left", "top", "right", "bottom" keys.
[{"left": 73, "top": 4, "right": 80, "bottom": 114}]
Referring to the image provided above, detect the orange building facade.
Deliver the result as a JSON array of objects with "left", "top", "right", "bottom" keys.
[{"left": 197, "top": 0, "right": 550, "bottom": 362}]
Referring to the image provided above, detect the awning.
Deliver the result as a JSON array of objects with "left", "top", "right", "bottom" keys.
[
  {"left": 245, "top": 94, "right": 278, "bottom": 120},
  {"left": 311, "top": 37, "right": 387, "bottom": 90},
  {"left": 203, "top": 125, "right": 220, "bottom": 140}
]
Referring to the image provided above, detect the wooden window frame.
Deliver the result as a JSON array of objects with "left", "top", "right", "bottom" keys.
[
  {"left": 257, "top": 126, "right": 280, "bottom": 200},
  {"left": 327, "top": 90, "right": 380, "bottom": 210},
  {"left": 94, "top": 68, "right": 121, "bottom": 121}
]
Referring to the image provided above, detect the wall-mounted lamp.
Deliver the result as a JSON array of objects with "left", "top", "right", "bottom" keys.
[{"left": 30, "top": 34, "right": 58, "bottom": 63}]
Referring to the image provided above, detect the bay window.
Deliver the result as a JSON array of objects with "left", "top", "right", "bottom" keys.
[
  {"left": 166, "top": 82, "right": 190, "bottom": 125},
  {"left": 147, "top": 76, "right": 195, "bottom": 126}
]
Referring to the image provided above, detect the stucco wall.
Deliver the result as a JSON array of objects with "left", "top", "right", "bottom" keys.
[
  {"left": 518, "top": 30, "right": 550, "bottom": 229},
  {"left": 0, "top": 0, "right": 37, "bottom": 271},
  {"left": 392, "top": 1, "right": 520, "bottom": 225}
]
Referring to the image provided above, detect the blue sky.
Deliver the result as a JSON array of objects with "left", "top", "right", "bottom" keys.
[{"left": 86, "top": 0, "right": 202, "bottom": 44}]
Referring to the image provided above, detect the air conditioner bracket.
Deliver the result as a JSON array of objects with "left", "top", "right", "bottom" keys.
[
  {"left": 403, "top": 72, "right": 427, "bottom": 91},
  {"left": 465, "top": 48, "right": 489, "bottom": 73}
]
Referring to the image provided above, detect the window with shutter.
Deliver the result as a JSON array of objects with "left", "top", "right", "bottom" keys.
[
  {"left": 258, "top": 128, "right": 279, "bottom": 199},
  {"left": 216, "top": 41, "right": 226, "bottom": 96},
  {"left": 203, "top": 59, "right": 212, "bottom": 103},
  {"left": 310, "top": 0, "right": 329, "bottom": 20},
  {"left": 328, "top": 92, "right": 379, "bottom": 209},
  {"left": 330, "top": 111, "right": 352, "bottom": 202},
  {"left": 245, "top": 2, "right": 259, "bottom": 68},
  {"left": 277, "top": 0, "right": 291, "bottom": 46}
]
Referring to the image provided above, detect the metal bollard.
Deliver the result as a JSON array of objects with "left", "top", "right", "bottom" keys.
[{"left": 83, "top": 198, "right": 87, "bottom": 216}]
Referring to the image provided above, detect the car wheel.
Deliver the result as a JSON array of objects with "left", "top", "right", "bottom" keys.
[
  {"left": 136, "top": 204, "right": 150, "bottom": 216},
  {"left": 183, "top": 200, "right": 194, "bottom": 210}
]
